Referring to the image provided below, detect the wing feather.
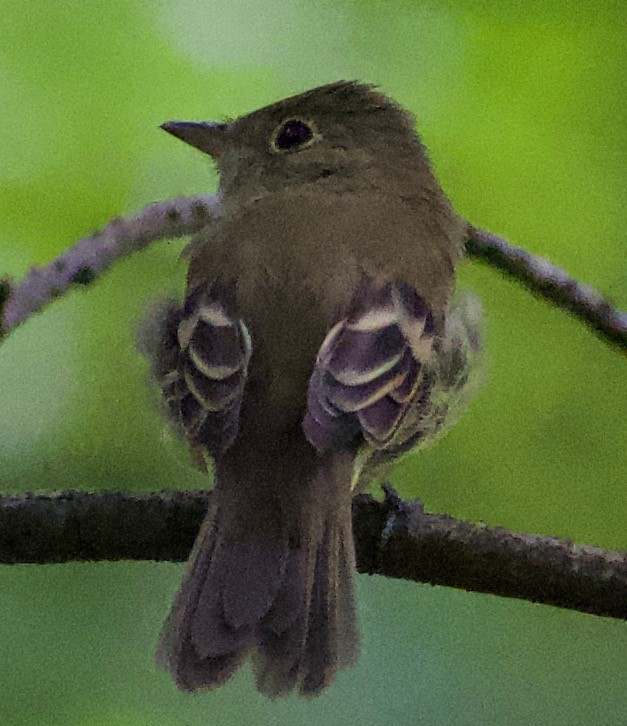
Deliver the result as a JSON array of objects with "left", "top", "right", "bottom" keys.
[
  {"left": 302, "top": 278, "right": 435, "bottom": 453},
  {"left": 140, "top": 280, "right": 251, "bottom": 460}
]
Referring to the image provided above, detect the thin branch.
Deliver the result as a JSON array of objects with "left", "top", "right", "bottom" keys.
[
  {"left": 0, "top": 194, "right": 222, "bottom": 337},
  {"left": 1, "top": 488, "right": 624, "bottom": 620},
  {"left": 466, "top": 227, "right": 627, "bottom": 351},
  {"left": 1, "top": 195, "right": 625, "bottom": 351}
]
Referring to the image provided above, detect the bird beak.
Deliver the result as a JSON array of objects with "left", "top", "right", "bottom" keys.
[{"left": 160, "top": 121, "right": 229, "bottom": 158}]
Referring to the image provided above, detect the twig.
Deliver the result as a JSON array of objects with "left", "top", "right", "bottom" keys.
[
  {"left": 1, "top": 488, "right": 624, "bottom": 620},
  {"left": 1, "top": 195, "right": 625, "bottom": 352},
  {"left": 0, "top": 194, "right": 222, "bottom": 338},
  {"left": 466, "top": 227, "right": 627, "bottom": 351}
]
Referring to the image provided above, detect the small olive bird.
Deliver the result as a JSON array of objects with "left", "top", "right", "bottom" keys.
[{"left": 139, "top": 81, "right": 482, "bottom": 698}]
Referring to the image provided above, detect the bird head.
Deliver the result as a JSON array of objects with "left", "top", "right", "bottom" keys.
[{"left": 161, "top": 81, "right": 430, "bottom": 202}]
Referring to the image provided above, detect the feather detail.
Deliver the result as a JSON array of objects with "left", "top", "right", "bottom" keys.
[
  {"left": 350, "top": 291, "right": 485, "bottom": 493},
  {"left": 137, "top": 281, "right": 251, "bottom": 459},
  {"left": 303, "top": 277, "right": 435, "bottom": 452},
  {"left": 157, "top": 444, "right": 359, "bottom": 699}
]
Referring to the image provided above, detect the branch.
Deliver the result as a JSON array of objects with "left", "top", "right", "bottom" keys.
[
  {"left": 0, "top": 194, "right": 222, "bottom": 337},
  {"left": 1, "top": 488, "right": 624, "bottom": 620},
  {"left": 1, "top": 195, "right": 625, "bottom": 352},
  {"left": 466, "top": 228, "right": 627, "bottom": 351}
]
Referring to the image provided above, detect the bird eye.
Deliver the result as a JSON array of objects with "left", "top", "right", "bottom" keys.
[{"left": 271, "top": 118, "right": 317, "bottom": 152}]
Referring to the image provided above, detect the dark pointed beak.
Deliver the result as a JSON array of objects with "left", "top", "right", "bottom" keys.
[{"left": 160, "top": 121, "right": 229, "bottom": 158}]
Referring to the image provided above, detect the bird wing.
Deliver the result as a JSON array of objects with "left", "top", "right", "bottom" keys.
[
  {"left": 142, "top": 280, "right": 252, "bottom": 464},
  {"left": 351, "top": 290, "right": 484, "bottom": 491},
  {"left": 302, "top": 277, "right": 436, "bottom": 456}
]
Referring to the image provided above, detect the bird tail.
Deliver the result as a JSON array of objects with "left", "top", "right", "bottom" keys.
[{"left": 156, "top": 444, "right": 359, "bottom": 698}]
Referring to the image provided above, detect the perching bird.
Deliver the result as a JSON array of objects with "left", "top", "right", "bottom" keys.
[{"left": 138, "top": 81, "right": 483, "bottom": 698}]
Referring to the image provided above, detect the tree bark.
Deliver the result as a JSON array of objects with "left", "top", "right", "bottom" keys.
[{"left": 1, "top": 488, "right": 624, "bottom": 620}]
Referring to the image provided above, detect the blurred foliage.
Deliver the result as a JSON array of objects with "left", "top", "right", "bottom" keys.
[{"left": 0, "top": 1, "right": 625, "bottom": 724}]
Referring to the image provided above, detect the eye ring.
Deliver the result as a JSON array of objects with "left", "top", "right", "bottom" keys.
[{"left": 270, "top": 117, "right": 319, "bottom": 153}]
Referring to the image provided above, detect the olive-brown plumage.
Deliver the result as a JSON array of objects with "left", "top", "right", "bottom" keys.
[{"left": 143, "top": 81, "right": 482, "bottom": 697}]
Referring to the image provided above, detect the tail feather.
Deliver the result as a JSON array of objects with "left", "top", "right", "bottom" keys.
[
  {"left": 169, "top": 642, "right": 245, "bottom": 692},
  {"left": 253, "top": 548, "right": 314, "bottom": 697},
  {"left": 337, "top": 531, "right": 360, "bottom": 669},
  {"left": 190, "top": 547, "right": 255, "bottom": 658},
  {"left": 156, "top": 502, "right": 250, "bottom": 691},
  {"left": 222, "top": 541, "right": 290, "bottom": 629},
  {"left": 157, "top": 452, "right": 360, "bottom": 697},
  {"left": 299, "top": 522, "right": 341, "bottom": 696},
  {"left": 260, "top": 547, "right": 307, "bottom": 638},
  {"left": 254, "top": 505, "right": 359, "bottom": 698}
]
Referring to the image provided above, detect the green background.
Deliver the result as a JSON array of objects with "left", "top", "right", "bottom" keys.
[{"left": 0, "top": 1, "right": 625, "bottom": 724}]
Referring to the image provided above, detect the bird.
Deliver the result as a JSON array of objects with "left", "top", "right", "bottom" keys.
[{"left": 137, "top": 80, "right": 483, "bottom": 698}]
